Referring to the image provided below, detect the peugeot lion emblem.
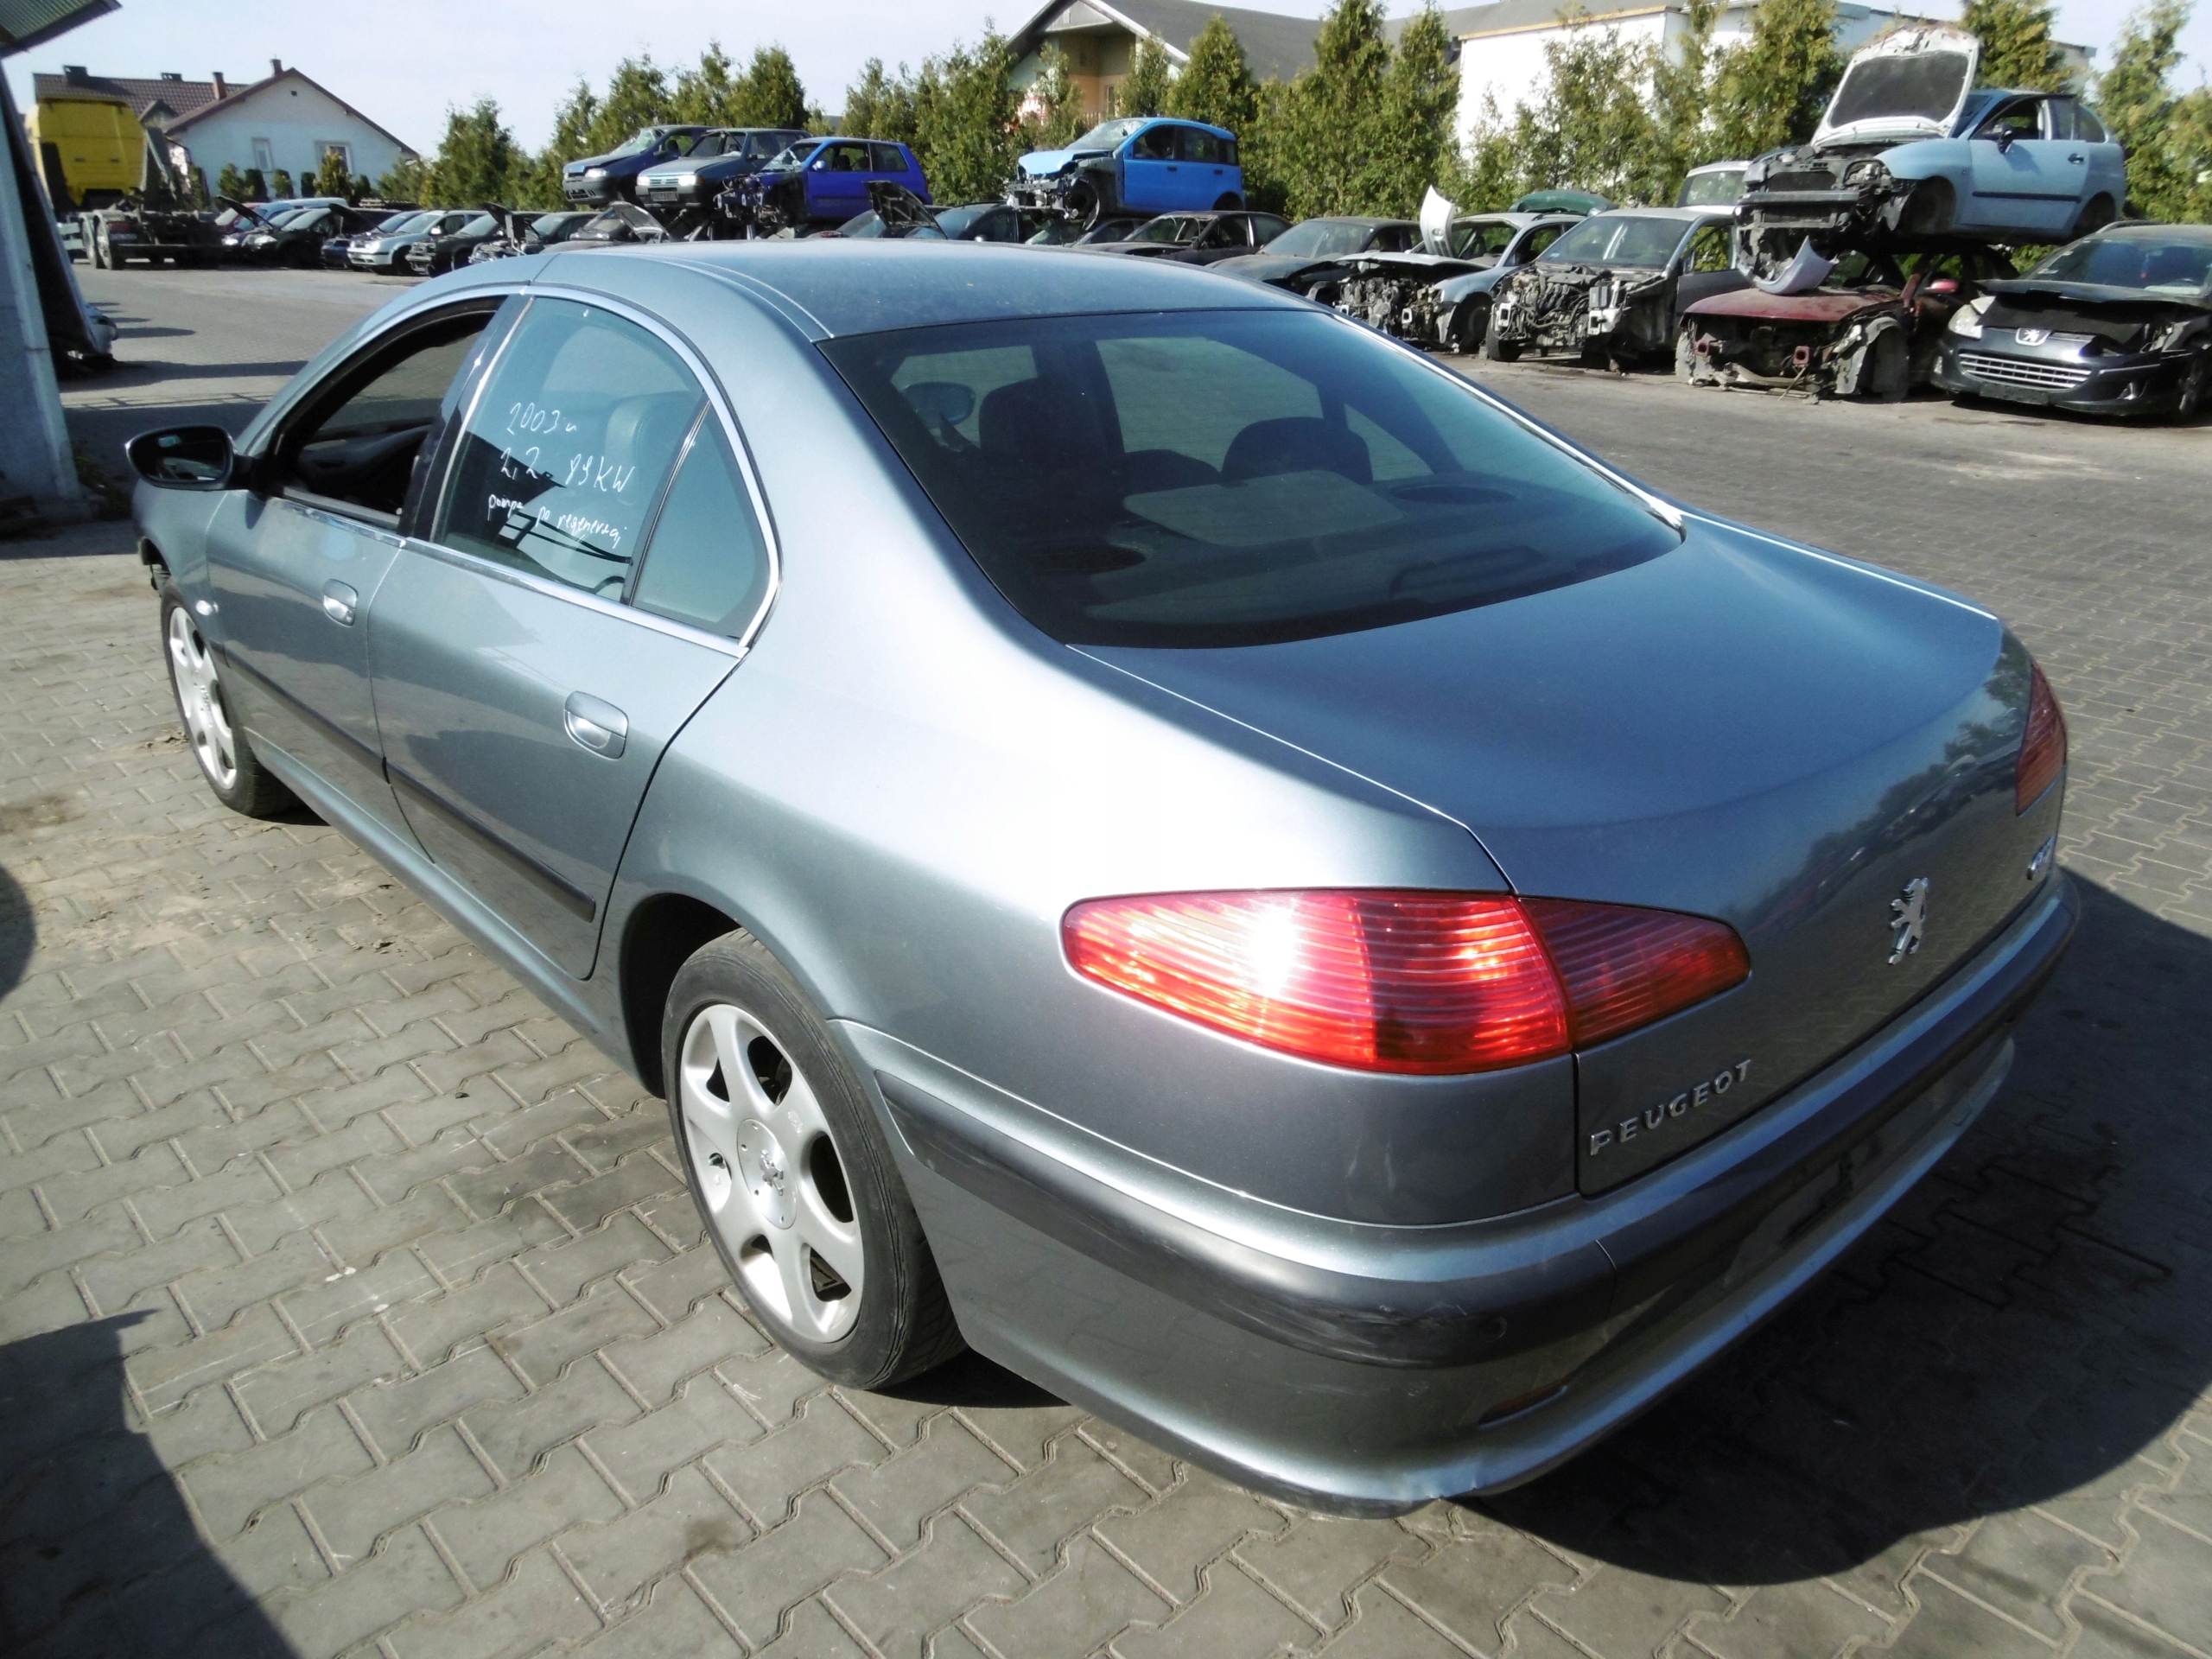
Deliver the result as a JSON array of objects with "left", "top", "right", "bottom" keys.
[
  {"left": 1889, "top": 877, "right": 1930, "bottom": 964},
  {"left": 2015, "top": 327, "right": 2051, "bottom": 345}
]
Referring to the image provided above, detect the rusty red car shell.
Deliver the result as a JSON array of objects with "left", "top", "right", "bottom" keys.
[{"left": 1685, "top": 287, "right": 1905, "bottom": 324}]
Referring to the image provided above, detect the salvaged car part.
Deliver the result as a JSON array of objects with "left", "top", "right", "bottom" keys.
[
  {"left": 1681, "top": 250, "right": 2011, "bottom": 397},
  {"left": 130, "top": 244, "right": 2071, "bottom": 1513},
  {"left": 1935, "top": 223, "right": 2212, "bottom": 419},
  {"left": 1736, "top": 26, "right": 2128, "bottom": 282},
  {"left": 1488, "top": 209, "right": 1744, "bottom": 365}
]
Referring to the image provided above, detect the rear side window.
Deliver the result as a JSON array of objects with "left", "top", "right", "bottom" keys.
[
  {"left": 631, "top": 416, "right": 772, "bottom": 637},
  {"left": 1176, "top": 128, "right": 1224, "bottom": 164},
  {"left": 869, "top": 143, "right": 906, "bottom": 172},
  {"left": 822, "top": 310, "right": 1677, "bottom": 648},
  {"left": 433, "top": 297, "right": 702, "bottom": 597}
]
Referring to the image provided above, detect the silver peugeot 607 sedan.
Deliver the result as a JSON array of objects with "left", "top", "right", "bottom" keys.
[{"left": 126, "top": 242, "right": 2074, "bottom": 1512}]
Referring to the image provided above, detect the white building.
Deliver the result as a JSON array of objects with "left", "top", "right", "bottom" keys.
[
  {"left": 1451, "top": 0, "right": 2094, "bottom": 155},
  {"left": 31, "top": 60, "right": 415, "bottom": 193}
]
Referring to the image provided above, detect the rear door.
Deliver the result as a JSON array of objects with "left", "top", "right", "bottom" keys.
[
  {"left": 206, "top": 299, "right": 504, "bottom": 841},
  {"left": 367, "top": 294, "right": 776, "bottom": 976}
]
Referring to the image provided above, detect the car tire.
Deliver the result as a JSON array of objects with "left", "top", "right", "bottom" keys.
[
  {"left": 1483, "top": 330, "right": 1522, "bottom": 363},
  {"left": 662, "top": 929, "right": 965, "bottom": 1390},
  {"left": 1675, "top": 323, "right": 1715, "bottom": 386},
  {"left": 1897, "top": 179, "right": 1955, "bottom": 238},
  {"left": 1065, "top": 178, "right": 1102, "bottom": 230},
  {"left": 1212, "top": 194, "right": 1242, "bottom": 212},
  {"left": 159, "top": 586, "right": 300, "bottom": 818},
  {"left": 1446, "top": 302, "right": 1485, "bottom": 355}
]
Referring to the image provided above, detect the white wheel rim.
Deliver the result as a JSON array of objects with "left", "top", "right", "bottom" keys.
[
  {"left": 167, "top": 607, "right": 238, "bottom": 791},
  {"left": 678, "top": 1002, "right": 864, "bottom": 1342}
]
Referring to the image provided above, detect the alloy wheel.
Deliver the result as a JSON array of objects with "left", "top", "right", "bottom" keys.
[
  {"left": 167, "top": 607, "right": 238, "bottom": 791},
  {"left": 677, "top": 1001, "right": 865, "bottom": 1341}
]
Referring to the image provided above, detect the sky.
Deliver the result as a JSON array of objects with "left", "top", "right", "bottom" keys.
[{"left": 8, "top": 0, "right": 2208, "bottom": 157}]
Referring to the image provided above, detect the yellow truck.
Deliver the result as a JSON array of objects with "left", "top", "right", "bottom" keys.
[
  {"left": 25, "top": 87, "right": 143, "bottom": 211},
  {"left": 28, "top": 88, "right": 218, "bottom": 266}
]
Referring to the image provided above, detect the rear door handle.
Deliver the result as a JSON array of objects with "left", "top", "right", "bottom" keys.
[
  {"left": 563, "top": 691, "right": 628, "bottom": 759},
  {"left": 321, "top": 581, "right": 358, "bottom": 626}
]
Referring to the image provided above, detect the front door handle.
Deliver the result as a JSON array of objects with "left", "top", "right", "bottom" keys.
[
  {"left": 2067, "top": 153, "right": 2086, "bottom": 163},
  {"left": 563, "top": 691, "right": 628, "bottom": 759},
  {"left": 321, "top": 581, "right": 358, "bottom": 626}
]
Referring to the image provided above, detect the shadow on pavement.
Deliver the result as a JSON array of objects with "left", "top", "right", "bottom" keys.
[
  {"left": 0, "top": 1317, "right": 291, "bottom": 1656},
  {"left": 0, "top": 862, "right": 27, "bottom": 1001},
  {"left": 1481, "top": 879, "right": 2210, "bottom": 1581}
]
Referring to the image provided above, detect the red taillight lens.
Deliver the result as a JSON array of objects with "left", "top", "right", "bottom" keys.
[
  {"left": 1063, "top": 890, "right": 1747, "bottom": 1074},
  {"left": 1523, "top": 899, "right": 1751, "bottom": 1047},
  {"left": 2018, "top": 660, "right": 2066, "bottom": 813}
]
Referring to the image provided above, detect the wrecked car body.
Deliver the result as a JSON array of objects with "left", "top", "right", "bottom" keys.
[
  {"left": 1935, "top": 223, "right": 2212, "bottom": 419},
  {"left": 1736, "top": 27, "right": 2126, "bottom": 283},
  {"left": 1679, "top": 250, "right": 2013, "bottom": 398},
  {"left": 1007, "top": 118, "right": 1243, "bottom": 228},
  {"left": 1207, "top": 216, "right": 1419, "bottom": 287},
  {"left": 714, "top": 138, "right": 931, "bottom": 238},
  {"left": 833, "top": 182, "right": 1058, "bottom": 243},
  {"left": 1487, "top": 208, "right": 1745, "bottom": 365}
]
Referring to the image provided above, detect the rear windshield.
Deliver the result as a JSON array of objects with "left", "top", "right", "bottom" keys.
[
  {"left": 1826, "top": 52, "right": 1971, "bottom": 128},
  {"left": 821, "top": 309, "right": 1676, "bottom": 648},
  {"left": 1540, "top": 214, "right": 1688, "bottom": 269},
  {"left": 2028, "top": 236, "right": 2212, "bottom": 294}
]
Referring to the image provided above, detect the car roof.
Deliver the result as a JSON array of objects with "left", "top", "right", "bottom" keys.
[
  {"left": 1300, "top": 216, "right": 1414, "bottom": 227},
  {"left": 2094, "top": 221, "right": 2212, "bottom": 242},
  {"left": 529, "top": 239, "right": 1311, "bottom": 339}
]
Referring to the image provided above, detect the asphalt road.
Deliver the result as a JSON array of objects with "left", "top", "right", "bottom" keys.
[{"left": 15, "top": 261, "right": 2212, "bottom": 1659}]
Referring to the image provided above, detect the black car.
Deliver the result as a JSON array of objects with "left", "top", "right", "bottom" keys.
[
  {"left": 233, "top": 203, "right": 392, "bottom": 268},
  {"left": 467, "top": 210, "right": 598, "bottom": 264},
  {"left": 1029, "top": 214, "right": 1150, "bottom": 247},
  {"left": 564, "top": 201, "right": 672, "bottom": 249},
  {"left": 834, "top": 186, "right": 1056, "bottom": 244},
  {"left": 1082, "top": 210, "right": 1292, "bottom": 264},
  {"left": 404, "top": 211, "right": 509, "bottom": 277},
  {"left": 636, "top": 127, "right": 811, "bottom": 222},
  {"left": 1935, "top": 223, "right": 2212, "bottom": 421},
  {"left": 563, "top": 125, "right": 711, "bottom": 206},
  {"left": 320, "top": 208, "right": 411, "bottom": 269}
]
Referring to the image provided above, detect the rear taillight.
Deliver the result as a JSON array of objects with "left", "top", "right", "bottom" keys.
[
  {"left": 1063, "top": 890, "right": 1747, "bottom": 1075},
  {"left": 2018, "top": 660, "right": 2066, "bottom": 812}
]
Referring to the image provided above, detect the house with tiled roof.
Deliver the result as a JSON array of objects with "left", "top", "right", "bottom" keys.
[{"left": 30, "top": 60, "right": 416, "bottom": 193}]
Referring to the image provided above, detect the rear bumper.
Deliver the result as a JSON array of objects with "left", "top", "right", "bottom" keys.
[
  {"left": 1935, "top": 340, "right": 2193, "bottom": 415},
  {"left": 856, "top": 873, "right": 2075, "bottom": 1510}
]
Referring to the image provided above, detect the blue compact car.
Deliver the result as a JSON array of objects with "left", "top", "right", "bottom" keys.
[
  {"left": 723, "top": 137, "right": 930, "bottom": 234},
  {"left": 126, "top": 242, "right": 2072, "bottom": 1512},
  {"left": 1008, "top": 117, "right": 1243, "bottom": 226}
]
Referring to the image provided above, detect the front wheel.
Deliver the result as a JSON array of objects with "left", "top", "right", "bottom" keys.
[
  {"left": 663, "top": 931, "right": 964, "bottom": 1389},
  {"left": 1483, "top": 329, "right": 1522, "bottom": 362},
  {"left": 161, "top": 587, "right": 298, "bottom": 817}
]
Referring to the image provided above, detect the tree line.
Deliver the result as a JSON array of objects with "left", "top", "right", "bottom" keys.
[{"left": 370, "top": 0, "right": 2206, "bottom": 225}]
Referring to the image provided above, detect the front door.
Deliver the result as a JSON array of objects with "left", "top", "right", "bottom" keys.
[
  {"left": 1966, "top": 99, "right": 2075, "bottom": 235},
  {"left": 206, "top": 302, "right": 501, "bottom": 838},
  {"left": 810, "top": 140, "right": 873, "bottom": 221},
  {"left": 368, "top": 295, "right": 775, "bottom": 976},
  {"left": 1122, "top": 124, "right": 1178, "bottom": 213}
]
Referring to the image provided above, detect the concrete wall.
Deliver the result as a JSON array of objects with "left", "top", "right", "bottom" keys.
[{"left": 171, "top": 73, "right": 410, "bottom": 190}]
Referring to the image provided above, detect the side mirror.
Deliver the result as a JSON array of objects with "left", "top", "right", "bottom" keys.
[
  {"left": 810, "top": 160, "right": 826, "bottom": 171},
  {"left": 1994, "top": 129, "right": 2015, "bottom": 154},
  {"left": 126, "top": 425, "right": 234, "bottom": 491}
]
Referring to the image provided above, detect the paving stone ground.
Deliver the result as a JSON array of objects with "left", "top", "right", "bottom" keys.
[{"left": 1, "top": 269, "right": 2208, "bottom": 1658}]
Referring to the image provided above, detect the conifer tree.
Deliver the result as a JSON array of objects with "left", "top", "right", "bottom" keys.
[
  {"left": 1964, "top": 0, "right": 2072, "bottom": 91},
  {"left": 734, "top": 48, "right": 809, "bottom": 129},
  {"left": 1116, "top": 37, "right": 1175, "bottom": 117},
  {"left": 1708, "top": 0, "right": 1842, "bottom": 157}
]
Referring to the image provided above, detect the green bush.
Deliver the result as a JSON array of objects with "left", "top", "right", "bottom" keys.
[{"left": 215, "top": 162, "right": 246, "bottom": 202}]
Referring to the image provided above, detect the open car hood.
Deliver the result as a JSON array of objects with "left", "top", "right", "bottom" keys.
[{"left": 1814, "top": 24, "right": 1978, "bottom": 149}]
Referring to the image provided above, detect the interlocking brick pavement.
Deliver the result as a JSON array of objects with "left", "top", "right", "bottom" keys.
[{"left": 4, "top": 276, "right": 2210, "bottom": 1657}]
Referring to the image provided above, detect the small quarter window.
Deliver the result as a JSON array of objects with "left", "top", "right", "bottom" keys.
[
  {"left": 631, "top": 416, "right": 772, "bottom": 637},
  {"left": 433, "top": 298, "right": 702, "bottom": 598}
]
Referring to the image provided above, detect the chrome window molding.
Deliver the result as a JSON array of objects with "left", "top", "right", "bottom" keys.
[{"left": 419, "top": 281, "right": 785, "bottom": 658}]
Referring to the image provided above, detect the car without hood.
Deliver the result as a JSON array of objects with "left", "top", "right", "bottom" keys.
[
  {"left": 1679, "top": 246, "right": 2017, "bottom": 397},
  {"left": 830, "top": 184, "right": 1058, "bottom": 244},
  {"left": 127, "top": 239, "right": 2072, "bottom": 1514},
  {"left": 1007, "top": 117, "right": 1244, "bottom": 227},
  {"left": 1487, "top": 207, "right": 1747, "bottom": 364},
  {"left": 1078, "top": 209, "right": 1290, "bottom": 264},
  {"left": 637, "top": 127, "right": 812, "bottom": 228},
  {"left": 566, "top": 201, "right": 671, "bottom": 249},
  {"left": 1934, "top": 222, "right": 2212, "bottom": 418},
  {"left": 467, "top": 210, "right": 599, "bottom": 264},
  {"left": 405, "top": 211, "right": 509, "bottom": 277},
  {"left": 1735, "top": 25, "right": 2127, "bottom": 282},
  {"left": 1208, "top": 216, "right": 1421, "bottom": 288},
  {"left": 346, "top": 209, "right": 475, "bottom": 274}
]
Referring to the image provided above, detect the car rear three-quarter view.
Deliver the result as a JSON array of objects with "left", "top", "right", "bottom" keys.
[{"left": 130, "top": 242, "right": 2073, "bottom": 1516}]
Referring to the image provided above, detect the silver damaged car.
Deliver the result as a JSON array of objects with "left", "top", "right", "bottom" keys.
[{"left": 126, "top": 242, "right": 2075, "bottom": 1512}]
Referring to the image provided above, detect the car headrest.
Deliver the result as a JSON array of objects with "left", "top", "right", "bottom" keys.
[
  {"left": 602, "top": 393, "right": 702, "bottom": 481},
  {"left": 979, "top": 378, "right": 1095, "bottom": 469},
  {"left": 1220, "top": 416, "right": 1373, "bottom": 486}
]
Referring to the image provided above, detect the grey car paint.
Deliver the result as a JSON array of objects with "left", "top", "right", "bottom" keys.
[{"left": 133, "top": 241, "right": 2072, "bottom": 1513}]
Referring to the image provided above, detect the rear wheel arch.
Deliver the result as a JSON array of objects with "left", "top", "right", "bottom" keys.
[
  {"left": 620, "top": 892, "right": 743, "bottom": 1094},
  {"left": 1212, "top": 193, "right": 1243, "bottom": 212}
]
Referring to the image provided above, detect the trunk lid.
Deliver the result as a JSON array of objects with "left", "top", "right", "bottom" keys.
[{"left": 1084, "top": 520, "right": 2058, "bottom": 1191}]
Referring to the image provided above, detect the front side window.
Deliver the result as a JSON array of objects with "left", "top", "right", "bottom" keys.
[
  {"left": 283, "top": 310, "right": 493, "bottom": 518},
  {"left": 822, "top": 309, "right": 1677, "bottom": 648},
  {"left": 1129, "top": 125, "right": 1176, "bottom": 161},
  {"left": 433, "top": 298, "right": 703, "bottom": 596},
  {"left": 1687, "top": 226, "right": 1733, "bottom": 272},
  {"left": 1131, "top": 216, "right": 1192, "bottom": 245},
  {"left": 1976, "top": 100, "right": 2041, "bottom": 141}
]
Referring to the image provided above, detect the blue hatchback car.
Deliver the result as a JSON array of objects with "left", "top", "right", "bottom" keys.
[
  {"left": 1008, "top": 117, "right": 1243, "bottom": 226},
  {"left": 731, "top": 137, "right": 930, "bottom": 233}
]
